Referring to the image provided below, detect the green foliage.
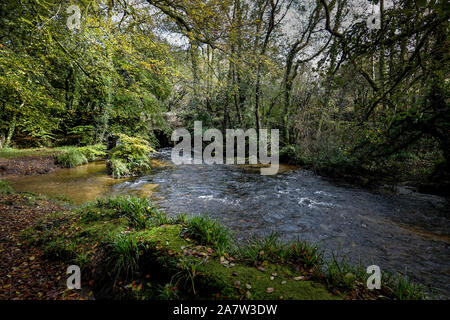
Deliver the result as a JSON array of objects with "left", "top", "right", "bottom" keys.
[
  {"left": 0, "top": 147, "right": 57, "bottom": 159},
  {"left": 107, "top": 134, "right": 156, "bottom": 178},
  {"left": 55, "top": 148, "right": 88, "bottom": 168},
  {"left": 107, "top": 158, "right": 130, "bottom": 179},
  {"left": 78, "top": 144, "right": 107, "bottom": 161},
  {"left": 311, "top": 147, "right": 359, "bottom": 177},
  {"left": 183, "top": 216, "right": 231, "bottom": 253},
  {"left": 68, "top": 126, "right": 96, "bottom": 146},
  {"left": 0, "top": 180, "right": 13, "bottom": 195},
  {"left": 383, "top": 272, "right": 426, "bottom": 300},
  {"left": 109, "top": 232, "right": 145, "bottom": 280},
  {"left": 157, "top": 283, "right": 180, "bottom": 300},
  {"left": 55, "top": 145, "right": 106, "bottom": 168},
  {"left": 44, "top": 239, "right": 77, "bottom": 261},
  {"left": 110, "top": 134, "right": 156, "bottom": 161},
  {"left": 324, "top": 255, "right": 367, "bottom": 291},
  {"left": 235, "top": 233, "right": 323, "bottom": 270},
  {"left": 279, "top": 145, "right": 302, "bottom": 164},
  {"left": 0, "top": 0, "right": 172, "bottom": 148},
  {"left": 82, "top": 196, "right": 165, "bottom": 229}
]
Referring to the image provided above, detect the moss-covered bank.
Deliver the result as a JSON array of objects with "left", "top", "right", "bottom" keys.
[{"left": 16, "top": 191, "right": 425, "bottom": 300}]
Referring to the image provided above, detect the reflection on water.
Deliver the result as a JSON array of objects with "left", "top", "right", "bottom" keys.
[
  {"left": 4, "top": 150, "right": 450, "bottom": 298},
  {"left": 5, "top": 161, "right": 122, "bottom": 204}
]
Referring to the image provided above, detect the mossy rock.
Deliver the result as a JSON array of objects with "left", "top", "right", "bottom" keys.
[{"left": 136, "top": 225, "right": 339, "bottom": 300}]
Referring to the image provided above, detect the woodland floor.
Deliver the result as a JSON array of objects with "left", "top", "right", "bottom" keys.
[
  {"left": 0, "top": 193, "right": 87, "bottom": 300},
  {"left": 0, "top": 155, "right": 60, "bottom": 178}
]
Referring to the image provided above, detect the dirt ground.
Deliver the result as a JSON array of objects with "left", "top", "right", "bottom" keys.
[
  {"left": 0, "top": 193, "right": 86, "bottom": 300},
  {"left": 0, "top": 156, "right": 60, "bottom": 178}
]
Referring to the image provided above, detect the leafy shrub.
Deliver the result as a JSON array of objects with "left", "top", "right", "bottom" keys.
[
  {"left": 107, "top": 158, "right": 130, "bottom": 178},
  {"left": 110, "top": 134, "right": 156, "bottom": 161},
  {"left": 311, "top": 147, "right": 358, "bottom": 177},
  {"left": 78, "top": 144, "right": 106, "bottom": 161},
  {"left": 68, "top": 125, "right": 96, "bottom": 145},
  {"left": 56, "top": 148, "right": 88, "bottom": 168},
  {"left": 280, "top": 145, "right": 302, "bottom": 164},
  {"left": 107, "top": 134, "right": 156, "bottom": 178}
]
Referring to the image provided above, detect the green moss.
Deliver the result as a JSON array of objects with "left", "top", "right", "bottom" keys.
[
  {"left": 20, "top": 195, "right": 425, "bottom": 300},
  {"left": 79, "top": 217, "right": 129, "bottom": 239},
  {"left": 199, "top": 261, "right": 338, "bottom": 300},
  {"left": 134, "top": 224, "right": 337, "bottom": 300},
  {"left": 136, "top": 224, "right": 189, "bottom": 251}
]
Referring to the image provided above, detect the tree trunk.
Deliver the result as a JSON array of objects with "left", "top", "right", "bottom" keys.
[{"left": 4, "top": 108, "right": 19, "bottom": 148}]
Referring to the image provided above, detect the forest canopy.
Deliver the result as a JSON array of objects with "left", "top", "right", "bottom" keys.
[{"left": 0, "top": 0, "right": 448, "bottom": 191}]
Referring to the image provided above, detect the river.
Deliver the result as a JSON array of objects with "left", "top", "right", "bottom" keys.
[{"left": 5, "top": 148, "right": 450, "bottom": 298}]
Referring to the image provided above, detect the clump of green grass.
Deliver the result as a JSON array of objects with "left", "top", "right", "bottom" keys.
[
  {"left": 171, "top": 256, "right": 204, "bottom": 295},
  {"left": 286, "top": 239, "right": 323, "bottom": 269},
  {"left": 383, "top": 272, "right": 426, "bottom": 300},
  {"left": 324, "top": 254, "right": 367, "bottom": 291},
  {"left": 0, "top": 180, "right": 13, "bottom": 195},
  {"left": 109, "top": 232, "right": 144, "bottom": 280},
  {"left": 323, "top": 254, "right": 426, "bottom": 299},
  {"left": 78, "top": 144, "right": 107, "bottom": 161},
  {"left": 235, "top": 233, "right": 323, "bottom": 271},
  {"left": 82, "top": 196, "right": 166, "bottom": 229},
  {"left": 157, "top": 283, "right": 180, "bottom": 300},
  {"left": 55, "top": 145, "right": 106, "bottom": 168},
  {"left": 183, "top": 216, "right": 231, "bottom": 253},
  {"left": 44, "top": 239, "right": 78, "bottom": 261},
  {"left": 0, "top": 147, "right": 56, "bottom": 159},
  {"left": 56, "top": 148, "right": 88, "bottom": 168}
]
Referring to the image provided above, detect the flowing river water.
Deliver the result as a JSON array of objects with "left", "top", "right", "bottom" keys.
[{"left": 5, "top": 149, "right": 450, "bottom": 298}]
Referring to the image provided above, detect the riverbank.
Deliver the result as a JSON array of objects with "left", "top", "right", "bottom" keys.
[
  {"left": 0, "top": 148, "right": 61, "bottom": 177},
  {"left": 0, "top": 145, "right": 106, "bottom": 179},
  {"left": 279, "top": 146, "right": 449, "bottom": 199},
  {"left": 0, "top": 180, "right": 426, "bottom": 300}
]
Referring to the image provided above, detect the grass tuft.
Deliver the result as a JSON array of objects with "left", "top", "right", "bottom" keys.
[
  {"left": 183, "top": 215, "right": 231, "bottom": 253},
  {"left": 55, "top": 145, "right": 106, "bottom": 168},
  {"left": 109, "top": 232, "right": 144, "bottom": 280}
]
